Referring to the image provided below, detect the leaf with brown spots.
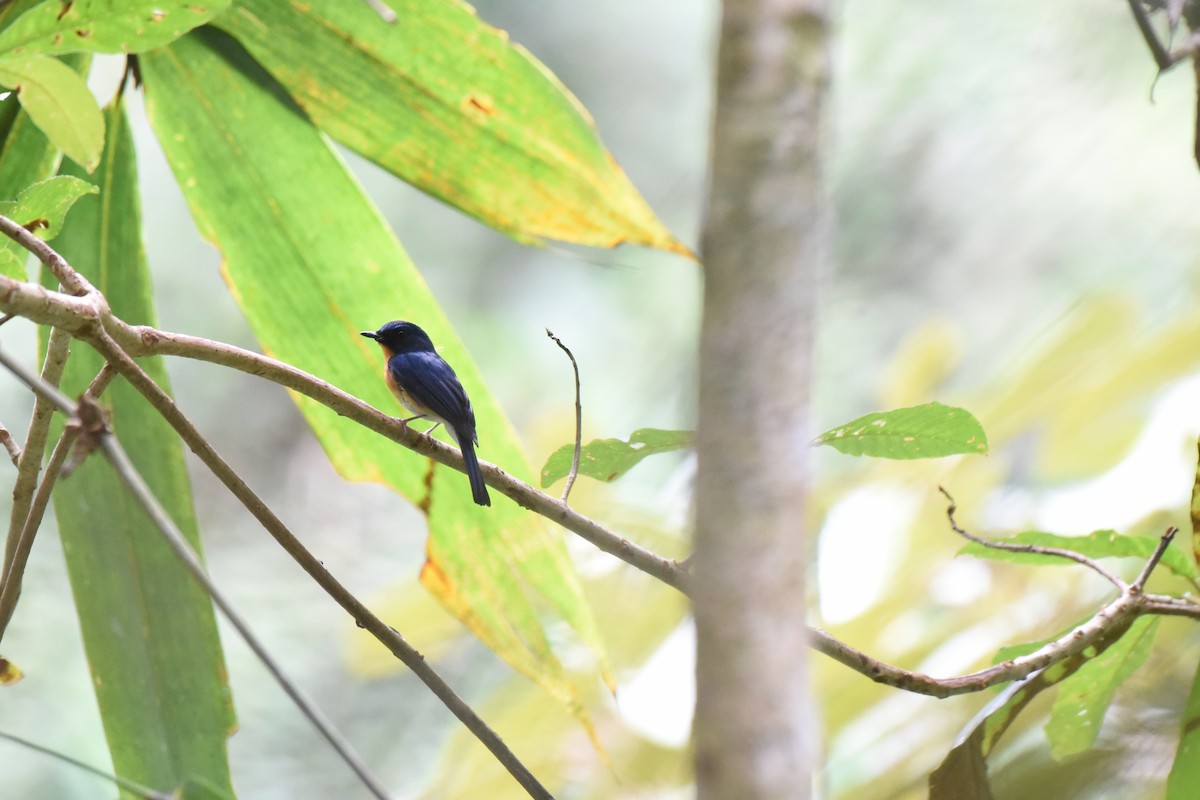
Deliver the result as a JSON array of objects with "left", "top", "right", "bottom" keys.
[
  {"left": 215, "top": 0, "right": 689, "bottom": 254},
  {"left": 0, "top": 0, "right": 231, "bottom": 56}
]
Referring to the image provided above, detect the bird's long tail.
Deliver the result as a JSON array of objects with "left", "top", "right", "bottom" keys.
[{"left": 460, "top": 439, "right": 491, "bottom": 507}]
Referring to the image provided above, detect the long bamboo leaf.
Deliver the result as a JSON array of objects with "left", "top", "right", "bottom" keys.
[
  {"left": 48, "top": 95, "right": 235, "bottom": 796},
  {"left": 215, "top": 0, "right": 687, "bottom": 253},
  {"left": 140, "top": 28, "right": 608, "bottom": 725}
]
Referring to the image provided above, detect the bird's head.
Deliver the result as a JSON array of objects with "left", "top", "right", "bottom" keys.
[{"left": 360, "top": 320, "right": 436, "bottom": 356}]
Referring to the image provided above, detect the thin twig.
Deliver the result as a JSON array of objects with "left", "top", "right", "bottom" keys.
[
  {"left": 0, "top": 216, "right": 97, "bottom": 297},
  {"left": 0, "top": 347, "right": 396, "bottom": 800},
  {"left": 940, "top": 487, "right": 1126, "bottom": 590},
  {"left": 87, "top": 332, "right": 554, "bottom": 800},
  {"left": 1127, "top": 0, "right": 1176, "bottom": 70},
  {"left": 0, "top": 730, "right": 169, "bottom": 800},
  {"left": 123, "top": 327, "right": 689, "bottom": 592},
  {"left": 0, "top": 365, "right": 115, "bottom": 640},
  {"left": 546, "top": 329, "right": 583, "bottom": 503},
  {"left": 0, "top": 423, "right": 19, "bottom": 465},
  {"left": 1132, "top": 526, "right": 1178, "bottom": 591},
  {"left": 3, "top": 327, "right": 71, "bottom": 587}
]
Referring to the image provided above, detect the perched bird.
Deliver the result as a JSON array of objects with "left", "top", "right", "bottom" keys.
[{"left": 361, "top": 321, "right": 491, "bottom": 506}]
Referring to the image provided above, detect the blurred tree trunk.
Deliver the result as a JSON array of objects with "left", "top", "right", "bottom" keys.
[{"left": 693, "top": 0, "right": 832, "bottom": 797}]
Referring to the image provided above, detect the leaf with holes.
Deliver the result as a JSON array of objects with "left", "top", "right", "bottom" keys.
[
  {"left": 814, "top": 401, "right": 988, "bottom": 459},
  {"left": 541, "top": 428, "right": 694, "bottom": 487}
]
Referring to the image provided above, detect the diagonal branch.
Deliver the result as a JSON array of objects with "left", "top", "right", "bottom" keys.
[
  {"left": 546, "top": 329, "right": 583, "bottom": 503},
  {"left": 85, "top": 331, "right": 554, "bottom": 800},
  {"left": 2, "top": 218, "right": 1198, "bottom": 710},
  {"left": 0, "top": 365, "right": 116, "bottom": 640},
  {"left": 0, "top": 344, "right": 397, "bottom": 800},
  {"left": 3, "top": 326, "right": 72, "bottom": 588}
]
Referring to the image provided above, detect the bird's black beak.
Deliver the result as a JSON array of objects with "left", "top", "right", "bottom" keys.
[{"left": 360, "top": 331, "right": 378, "bottom": 340}]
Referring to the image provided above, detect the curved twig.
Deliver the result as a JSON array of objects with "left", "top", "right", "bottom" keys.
[
  {"left": 545, "top": 328, "right": 583, "bottom": 503},
  {"left": 940, "top": 486, "right": 1126, "bottom": 590}
]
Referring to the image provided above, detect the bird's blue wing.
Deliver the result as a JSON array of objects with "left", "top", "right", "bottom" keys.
[{"left": 387, "top": 350, "right": 476, "bottom": 438}]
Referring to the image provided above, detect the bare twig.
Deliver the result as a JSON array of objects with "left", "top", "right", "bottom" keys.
[
  {"left": 1127, "top": 0, "right": 1177, "bottom": 70},
  {"left": 0, "top": 730, "right": 169, "bottom": 800},
  {"left": 0, "top": 238, "right": 687, "bottom": 592},
  {"left": 0, "top": 217, "right": 98, "bottom": 297},
  {"left": 546, "top": 329, "right": 583, "bottom": 503},
  {"left": 122, "top": 328, "right": 689, "bottom": 592},
  {"left": 1132, "top": 526, "right": 1178, "bottom": 591},
  {"left": 3, "top": 327, "right": 71, "bottom": 586},
  {"left": 809, "top": 574, "right": 1155, "bottom": 698},
  {"left": 87, "top": 332, "right": 554, "bottom": 800},
  {"left": 0, "top": 365, "right": 115, "bottom": 640},
  {"left": 940, "top": 486, "right": 1126, "bottom": 590},
  {"left": 0, "top": 423, "right": 19, "bottom": 465},
  {"left": 0, "top": 344, "right": 397, "bottom": 800}
]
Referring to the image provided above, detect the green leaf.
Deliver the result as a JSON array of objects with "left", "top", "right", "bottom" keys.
[
  {"left": 1167, "top": 654, "right": 1200, "bottom": 799},
  {"left": 0, "top": 0, "right": 231, "bottom": 57},
  {"left": 960, "top": 529, "right": 1197, "bottom": 582},
  {"left": 933, "top": 618, "right": 1148, "bottom": 796},
  {"left": 1, "top": 175, "right": 97, "bottom": 233},
  {"left": 813, "top": 401, "right": 988, "bottom": 459},
  {"left": 541, "top": 428, "right": 693, "bottom": 487},
  {"left": 139, "top": 28, "right": 610, "bottom": 725},
  {"left": 0, "top": 54, "right": 102, "bottom": 170},
  {"left": 215, "top": 0, "right": 688, "bottom": 253},
  {"left": 0, "top": 174, "right": 96, "bottom": 277},
  {"left": 1046, "top": 616, "right": 1160, "bottom": 759},
  {"left": 48, "top": 96, "right": 235, "bottom": 794},
  {"left": 0, "top": 51, "right": 81, "bottom": 196}
]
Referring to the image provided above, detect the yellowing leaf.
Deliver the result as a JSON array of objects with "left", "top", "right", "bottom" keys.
[
  {"left": 215, "top": 0, "right": 689, "bottom": 253},
  {"left": 140, "top": 28, "right": 610, "bottom": 730}
]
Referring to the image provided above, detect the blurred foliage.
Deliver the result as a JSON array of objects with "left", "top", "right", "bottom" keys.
[{"left": 817, "top": 297, "right": 1200, "bottom": 800}]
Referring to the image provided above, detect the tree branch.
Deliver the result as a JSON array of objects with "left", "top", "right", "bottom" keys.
[
  {"left": 84, "top": 330, "right": 554, "bottom": 800},
  {"left": 0, "top": 344, "right": 397, "bottom": 800},
  {"left": 0, "top": 423, "right": 19, "bottom": 465},
  {"left": 3, "top": 326, "right": 72, "bottom": 589},
  {"left": 0, "top": 365, "right": 115, "bottom": 640}
]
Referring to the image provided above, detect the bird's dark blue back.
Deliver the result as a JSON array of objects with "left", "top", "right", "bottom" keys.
[{"left": 387, "top": 350, "right": 478, "bottom": 445}]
